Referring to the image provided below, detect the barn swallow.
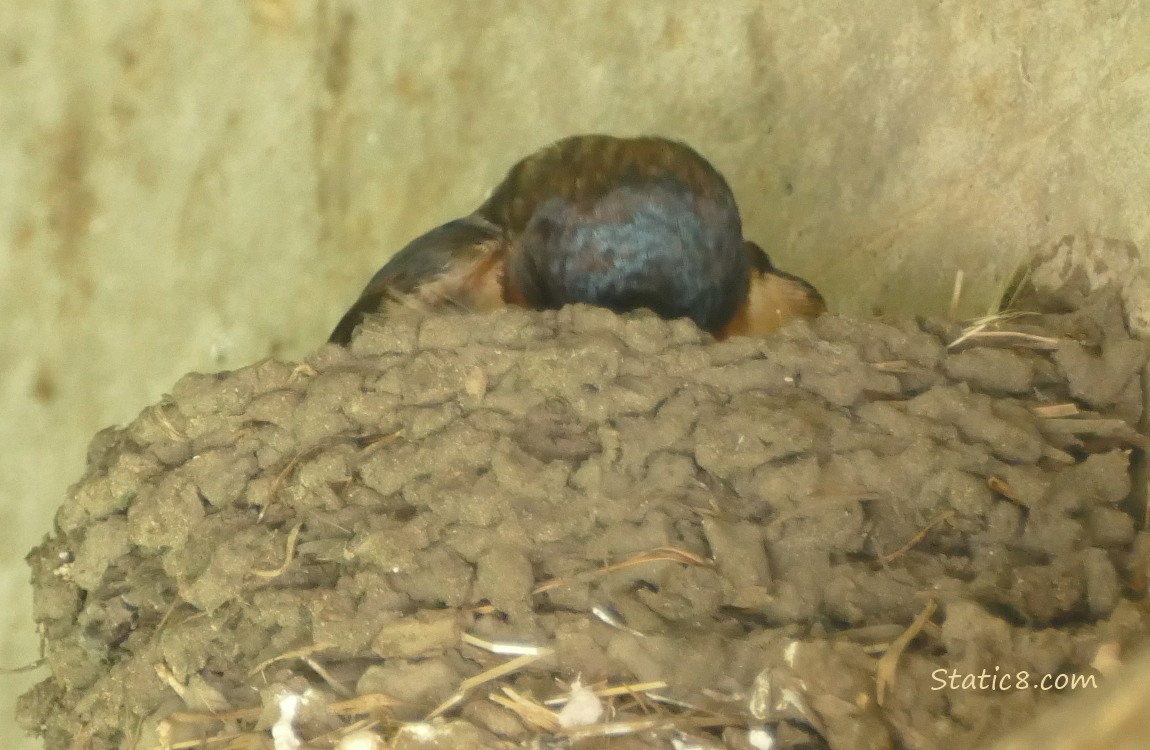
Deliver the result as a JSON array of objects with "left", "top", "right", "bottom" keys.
[{"left": 329, "top": 135, "right": 825, "bottom": 345}]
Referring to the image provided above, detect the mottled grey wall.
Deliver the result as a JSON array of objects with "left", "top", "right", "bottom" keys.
[{"left": 2, "top": 2, "right": 1148, "bottom": 745}]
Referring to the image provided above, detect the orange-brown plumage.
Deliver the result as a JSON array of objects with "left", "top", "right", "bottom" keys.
[{"left": 718, "top": 242, "right": 827, "bottom": 340}]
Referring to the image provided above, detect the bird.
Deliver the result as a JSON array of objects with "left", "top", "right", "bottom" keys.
[{"left": 329, "top": 134, "right": 825, "bottom": 345}]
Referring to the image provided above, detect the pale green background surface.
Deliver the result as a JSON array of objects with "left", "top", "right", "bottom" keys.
[{"left": 2, "top": 3, "right": 1149, "bottom": 746}]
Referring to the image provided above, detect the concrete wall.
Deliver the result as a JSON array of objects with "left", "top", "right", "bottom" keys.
[{"left": 2, "top": 2, "right": 1148, "bottom": 745}]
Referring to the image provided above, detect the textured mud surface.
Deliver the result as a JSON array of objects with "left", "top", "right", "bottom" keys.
[{"left": 19, "top": 294, "right": 1150, "bottom": 750}]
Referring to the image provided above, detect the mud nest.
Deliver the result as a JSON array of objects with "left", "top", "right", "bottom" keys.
[{"left": 19, "top": 293, "right": 1150, "bottom": 750}]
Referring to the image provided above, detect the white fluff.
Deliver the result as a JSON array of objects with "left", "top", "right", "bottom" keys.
[
  {"left": 396, "top": 723, "right": 441, "bottom": 741},
  {"left": 784, "top": 640, "right": 799, "bottom": 668},
  {"left": 557, "top": 679, "right": 603, "bottom": 728},
  {"left": 748, "top": 727, "right": 776, "bottom": 750},
  {"left": 271, "top": 693, "right": 303, "bottom": 750},
  {"left": 336, "top": 729, "right": 386, "bottom": 750}
]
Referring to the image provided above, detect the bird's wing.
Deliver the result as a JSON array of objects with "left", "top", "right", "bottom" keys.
[{"left": 329, "top": 218, "right": 507, "bottom": 344}]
